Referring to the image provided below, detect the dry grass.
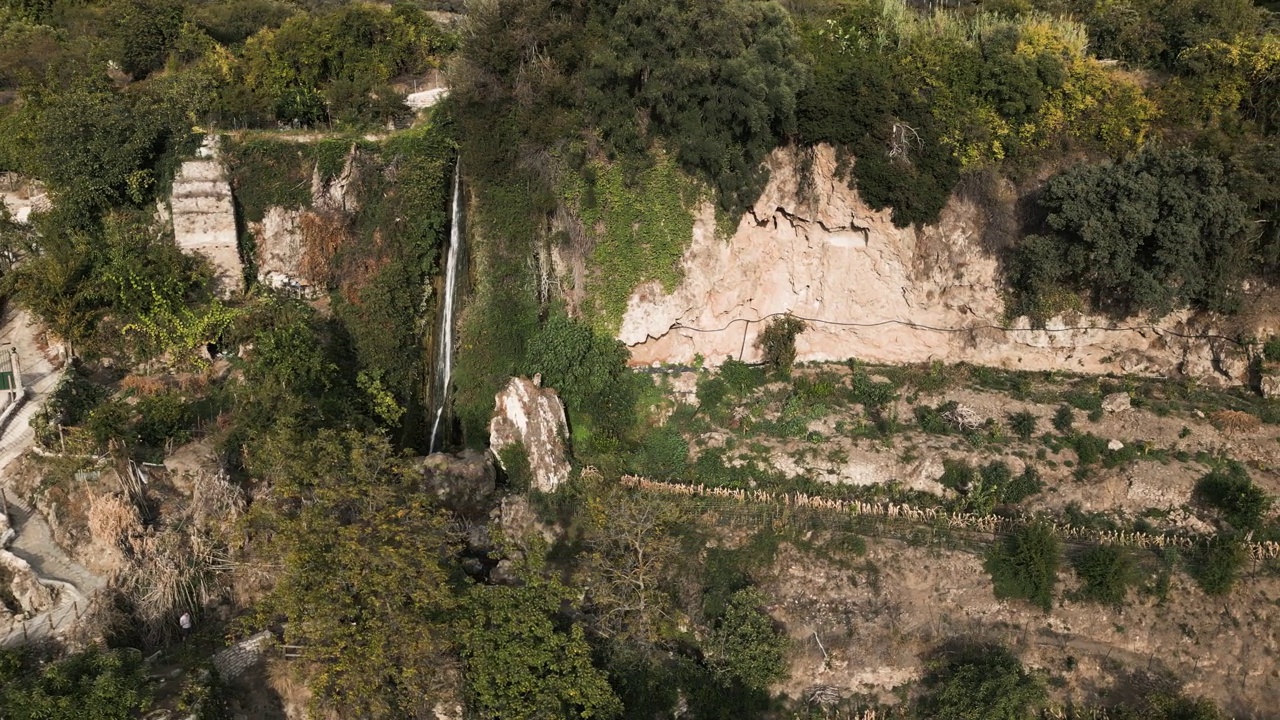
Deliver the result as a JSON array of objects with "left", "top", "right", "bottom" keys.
[
  {"left": 119, "top": 374, "right": 168, "bottom": 396},
  {"left": 300, "top": 210, "right": 352, "bottom": 286},
  {"left": 1208, "top": 409, "right": 1261, "bottom": 433}
]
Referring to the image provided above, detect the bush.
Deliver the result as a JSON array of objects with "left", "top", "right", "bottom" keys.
[
  {"left": 1195, "top": 463, "right": 1272, "bottom": 531},
  {"left": 1052, "top": 404, "right": 1074, "bottom": 433},
  {"left": 1007, "top": 410, "right": 1037, "bottom": 440},
  {"left": 918, "top": 641, "right": 1045, "bottom": 720},
  {"left": 985, "top": 522, "right": 1060, "bottom": 611},
  {"left": 523, "top": 312, "right": 640, "bottom": 439},
  {"left": 634, "top": 426, "right": 689, "bottom": 480},
  {"left": 1003, "top": 466, "right": 1044, "bottom": 504},
  {"left": 756, "top": 314, "right": 807, "bottom": 376},
  {"left": 1189, "top": 534, "right": 1247, "bottom": 596},
  {"left": 1072, "top": 545, "right": 1137, "bottom": 605},
  {"left": 1010, "top": 148, "right": 1252, "bottom": 320},
  {"left": 1068, "top": 433, "right": 1108, "bottom": 466}
]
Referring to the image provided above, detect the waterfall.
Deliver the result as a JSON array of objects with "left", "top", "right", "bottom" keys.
[{"left": 429, "top": 162, "right": 462, "bottom": 454}]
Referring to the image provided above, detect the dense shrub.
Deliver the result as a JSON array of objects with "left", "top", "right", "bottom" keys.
[
  {"left": 523, "top": 312, "right": 640, "bottom": 439},
  {"left": 588, "top": 0, "right": 805, "bottom": 214},
  {"left": 985, "top": 522, "right": 1060, "bottom": 610},
  {"left": 634, "top": 426, "right": 690, "bottom": 479},
  {"left": 706, "top": 588, "right": 790, "bottom": 691},
  {"left": 918, "top": 641, "right": 1045, "bottom": 720},
  {"left": 1010, "top": 147, "right": 1253, "bottom": 320},
  {"left": 1072, "top": 545, "right": 1137, "bottom": 605},
  {"left": 1007, "top": 410, "right": 1037, "bottom": 440},
  {"left": 757, "top": 314, "right": 807, "bottom": 376},
  {"left": 1195, "top": 463, "right": 1272, "bottom": 531},
  {"left": 1189, "top": 534, "right": 1247, "bottom": 596},
  {"left": 1052, "top": 404, "right": 1074, "bottom": 433},
  {"left": 0, "top": 647, "right": 153, "bottom": 718}
]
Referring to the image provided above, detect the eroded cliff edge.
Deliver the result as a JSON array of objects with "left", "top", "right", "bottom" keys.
[{"left": 619, "top": 145, "right": 1256, "bottom": 384}]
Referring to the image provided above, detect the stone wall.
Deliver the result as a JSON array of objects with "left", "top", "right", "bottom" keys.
[{"left": 170, "top": 137, "right": 243, "bottom": 298}]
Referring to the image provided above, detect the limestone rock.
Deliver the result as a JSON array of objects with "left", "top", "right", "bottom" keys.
[
  {"left": 170, "top": 136, "right": 243, "bottom": 298},
  {"left": 0, "top": 549, "right": 57, "bottom": 614},
  {"left": 489, "top": 377, "right": 570, "bottom": 492},
  {"left": 416, "top": 450, "right": 497, "bottom": 516},
  {"left": 617, "top": 144, "right": 1249, "bottom": 387},
  {"left": 1262, "top": 373, "right": 1280, "bottom": 399},
  {"left": 1108, "top": 439, "right": 1125, "bottom": 451},
  {"left": 253, "top": 207, "right": 314, "bottom": 294},
  {"left": 0, "top": 172, "right": 50, "bottom": 224},
  {"left": 1101, "top": 393, "right": 1131, "bottom": 413}
]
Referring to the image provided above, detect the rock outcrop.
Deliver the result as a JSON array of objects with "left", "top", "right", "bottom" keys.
[
  {"left": 619, "top": 145, "right": 1252, "bottom": 385},
  {"left": 0, "top": 173, "right": 50, "bottom": 224},
  {"left": 489, "top": 377, "right": 571, "bottom": 492},
  {"left": 417, "top": 450, "right": 497, "bottom": 516},
  {"left": 0, "top": 550, "right": 57, "bottom": 615},
  {"left": 252, "top": 145, "right": 361, "bottom": 295},
  {"left": 170, "top": 136, "right": 243, "bottom": 298}
]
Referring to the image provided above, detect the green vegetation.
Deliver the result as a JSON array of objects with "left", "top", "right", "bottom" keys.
[
  {"left": 985, "top": 522, "right": 1060, "bottom": 610},
  {"left": 706, "top": 588, "right": 790, "bottom": 691},
  {"left": 458, "top": 578, "right": 622, "bottom": 720},
  {"left": 757, "top": 314, "right": 808, "bottom": 376},
  {"left": 1189, "top": 534, "right": 1248, "bottom": 596},
  {"left": 918, "top": 641, "right": 1045, "bottom": 720},
  {"left": 0, "top": 648, "right": 153, "bottom": 719},
  {"left": 1010, "top": 148, "right": 1252, "bottom": 320},
  {"left": 567, "top": 158, "right": 699, "bottom": 334},
  {"left": 1195, "top": 462, "right": 1272, "bottom": 531},
  {"left": 1072, "top": 545, "right": 1138, "bottom": 605}
]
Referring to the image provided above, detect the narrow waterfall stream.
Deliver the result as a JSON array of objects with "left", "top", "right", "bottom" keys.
[{"left": 428, "top": 163, "right": 462, "bottom": 453}]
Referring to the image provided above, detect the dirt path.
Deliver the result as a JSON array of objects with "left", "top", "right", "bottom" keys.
[{"left": 0, "top": 308, "right": 107, "bottom": 648}]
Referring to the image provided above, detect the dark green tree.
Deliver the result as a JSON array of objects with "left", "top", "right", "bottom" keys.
[
  {"left": 706, "top": 588, "right": 790, "bottom": 691},
  {"left": 1010, "top": 147, "right": 1253, "bottom": 320},
  {"left": 0, "top": 648, "right": 152, "bottom": 719},
  {"left": 456, "top": 578, "right": 622, "bottom": 720},
  {"left": 1194, "top": 462, "right": 1272, "bottom": 531},
  {"left": 587, "top": 0, "right": 805, "bottom": 214},
  {"left": 918, "top": 641, "right": 1045, "bottom": 720}
]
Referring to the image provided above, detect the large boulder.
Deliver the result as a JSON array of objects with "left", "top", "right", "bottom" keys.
[
  {"left": 417, "top": 450, "right": 497, "bottom": 516},
  {"left": 0, "top": 549, "right": 57, "bottom": 615},
  {"left": 489, "top": 377, "right": 571, "bottom": 492}
]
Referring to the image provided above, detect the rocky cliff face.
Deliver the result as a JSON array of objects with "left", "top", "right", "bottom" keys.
[
  {"left": 620, "top": 146, "right": 1251, "bottom": 384},
  {"left": 252, "top": 145, "right": 362, "bottom": 295}
]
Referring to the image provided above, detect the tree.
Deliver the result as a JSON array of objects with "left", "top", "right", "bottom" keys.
[
  {"left": 587, "top": 0, "right": 806, "bottom": 214},
  {"left": 756, "top": 314, "right": 807, "bottom": 376},
  {"left": 0, "top": 647, "right": 153, "bottom": 719},
  {"left": 456, "top": 578, "right": 622, "bottom": 720},
  {"left": 579, "top": 482, "right": 687, "bottom": 642},
  {"left": 1010, "top": 147, "right": 1253, "bottom": 320},
  {"left": 111, "top": 0, "right": 185, "bottom": 78},
  {"left": 985, "top": 522, "right": 1060, "bottom": 611},
  {"left": 706, "top": 588, "right": 789, "bottom": 691},
  {"left": 918, "top": 641, "right": 1045, "bottom": 720},
  {"left": 252, "top": 429, "right": 461, "bottom": 717}
]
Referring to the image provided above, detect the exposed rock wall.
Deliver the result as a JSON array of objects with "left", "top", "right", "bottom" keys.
[
  {"left": 620, "top": 146, "right": 1250, "bottom": 384},
  {"left": 251, "top": 145, "right": 361, "bottom": 295},
  {"left": 170, "top": 137, "right": 244, "bottom": 298}
]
